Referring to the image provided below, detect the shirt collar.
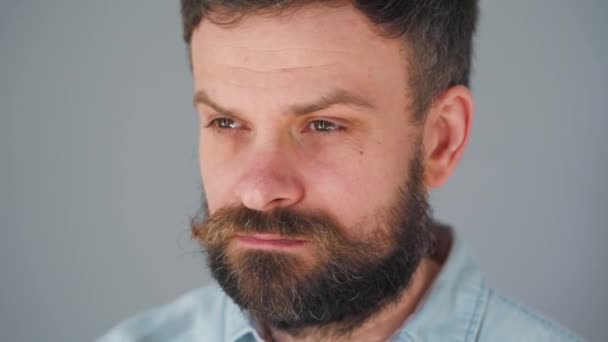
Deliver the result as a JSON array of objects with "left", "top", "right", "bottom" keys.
[
  {"left": 224, "top": 296, "right": 260, "bottom": 342},
  {"left": 222, "top": 225, "right": 489, "bottom": 342},
  {"left": 394, "top": 224, "right": 490, "bottom": 341}
]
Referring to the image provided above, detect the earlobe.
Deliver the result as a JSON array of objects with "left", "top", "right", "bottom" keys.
[{"left": 422, "top": 85, "right": 474, "bottom": 188}]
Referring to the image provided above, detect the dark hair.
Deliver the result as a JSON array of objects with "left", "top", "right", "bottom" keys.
[{"left": 180, "top": 0, "right": 478, "bottom": 121}]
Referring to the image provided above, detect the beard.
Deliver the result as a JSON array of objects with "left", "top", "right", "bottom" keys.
[{"left": 191, "top": 145, "right": 434, "bottom": 336}]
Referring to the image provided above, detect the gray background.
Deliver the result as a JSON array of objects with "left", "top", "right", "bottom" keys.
[{"left": 1, "top": 0, "right": 606, "bottom": 341}]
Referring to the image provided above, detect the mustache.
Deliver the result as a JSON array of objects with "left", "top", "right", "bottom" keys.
[{"left": 191, "top": 205, "right": 345, "bottom": 245}]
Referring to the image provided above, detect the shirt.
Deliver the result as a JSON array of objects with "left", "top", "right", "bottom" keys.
[{"left": 97, "top": 228, "right": 584, "bottom": 342}]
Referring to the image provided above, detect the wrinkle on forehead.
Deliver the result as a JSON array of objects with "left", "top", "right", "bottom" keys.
[
  {"left": 199, "top": 69, "right": 350, "bottom": 98},
  {"left": 198, "top": 59, "right": 357, "bottom": 92},
  {"left": 215, "top": 63, "right": 337, "bottom": 74},
  {"left": 194, "top": 42, "right": 359, "bottom": 74},
  {"left": 190, "top": 3, "right": 409, "bottom": 115},
  {"left": 201, "top": 44, "right": 355, "bottom": 54}
]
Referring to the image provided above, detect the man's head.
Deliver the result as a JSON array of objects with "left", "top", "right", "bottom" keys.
[{"left": 185, "top": 0, "right": 477, "bottom": 336}]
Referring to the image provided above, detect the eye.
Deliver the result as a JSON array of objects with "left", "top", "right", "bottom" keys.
[
  {"left": 208, "top": 117, "right": 243, "bottom": 130},
  {"left": 307, "top": 120, "right": 343, "bottom": 133}
]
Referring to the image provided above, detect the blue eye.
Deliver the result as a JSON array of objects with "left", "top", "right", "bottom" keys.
[{"left": 308, "top": 120, "right": 342, "bottom": 133}]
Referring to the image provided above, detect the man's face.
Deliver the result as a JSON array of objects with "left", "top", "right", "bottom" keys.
[{"left": 190, "top": 3, "right": 431, "bottom": 331}]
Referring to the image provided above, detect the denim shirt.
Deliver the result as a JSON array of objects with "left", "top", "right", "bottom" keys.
[{"left": 97, "top": 229, "right": 584, "bottom": 342}]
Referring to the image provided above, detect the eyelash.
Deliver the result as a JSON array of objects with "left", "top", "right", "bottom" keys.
[
  {"left": 206, "top": 118, "right": 244, "bottom": 132},
  {"left": 205, "top": 117, "right": 346, "bottom": 135}
]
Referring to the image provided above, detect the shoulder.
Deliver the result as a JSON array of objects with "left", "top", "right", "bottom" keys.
[
  {"left": 96, "top": 284, "right": 230, "bottom": 342},
  {"left": 477, "top": 289, "right": 584, "bottom": 342}
]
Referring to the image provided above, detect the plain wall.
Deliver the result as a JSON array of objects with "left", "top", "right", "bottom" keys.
[{"left": 1, "top": 0, "right": 606, "bottom": 341}]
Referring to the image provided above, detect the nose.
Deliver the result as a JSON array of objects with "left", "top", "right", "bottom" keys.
[{"left": 235, "top": 145, "right": 305, "bottom": 212}]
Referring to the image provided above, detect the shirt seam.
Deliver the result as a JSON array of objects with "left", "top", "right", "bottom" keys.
[
  {"left": 463, "top": 283, "right": 489, "bottom": 342},
  {"left": 491, "top": 292, "right": 582, "bottom": 341}
]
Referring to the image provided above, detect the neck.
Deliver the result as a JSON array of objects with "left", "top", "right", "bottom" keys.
[{"left": 258, "top": 256, "right": 442, "bottom": 342}]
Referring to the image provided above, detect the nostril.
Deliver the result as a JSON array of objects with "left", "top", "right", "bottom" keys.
[
  {"left": 238, "top": 177, "right": 305, "bottom": 212},
  {"left": 261, "top": 197, "right": 292, "bottom": 211}
]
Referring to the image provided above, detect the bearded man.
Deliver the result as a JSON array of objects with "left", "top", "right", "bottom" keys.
[{"left": 98, "top": 1, "right": 582, "bottom": 341}]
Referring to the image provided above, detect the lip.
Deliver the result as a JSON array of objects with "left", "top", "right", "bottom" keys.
[{"left": 234, "top": 234, "right": 308, "bottom": 250}]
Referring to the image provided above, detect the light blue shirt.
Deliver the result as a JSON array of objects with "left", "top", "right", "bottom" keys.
[{"left": 98, "top": 229, "right": 583, "bottom": 341}]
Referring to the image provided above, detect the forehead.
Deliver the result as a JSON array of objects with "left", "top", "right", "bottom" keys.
[{"left": 190, "top": 4, "right": 410, "bottom": 112}]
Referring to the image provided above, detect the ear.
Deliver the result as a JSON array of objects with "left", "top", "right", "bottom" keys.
[{"left": 422, "top": 85, "right": 474, "bottom": 188}]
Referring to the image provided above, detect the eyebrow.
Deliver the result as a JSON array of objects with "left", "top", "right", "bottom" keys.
[{"left": 193, "top": 88, "right": 375, "bottom": 117}]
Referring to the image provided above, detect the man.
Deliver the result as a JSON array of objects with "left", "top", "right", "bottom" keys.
[{"left": 99, "top": 1, "right": 582, "bottom": 341}]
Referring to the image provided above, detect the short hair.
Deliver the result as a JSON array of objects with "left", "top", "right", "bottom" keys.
[{"left": 180, "top": 0, "right": 478, "bottom": 122}]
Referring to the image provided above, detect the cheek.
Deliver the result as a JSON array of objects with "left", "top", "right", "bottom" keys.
[
  {"left": 199, "top": 166, "right": 223, "bottom": 214},
  {"left": 300, "top": 135, "right": 412, "bottom": 237},
  {"left": 300, "top": 156, "right": 394, "bottom": 236},
  {"left": 199, "top": 128, "right": 242, "bottom": 165},
  {"left": 199, "top": 136, "right": 238, "bottom": 213}
]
